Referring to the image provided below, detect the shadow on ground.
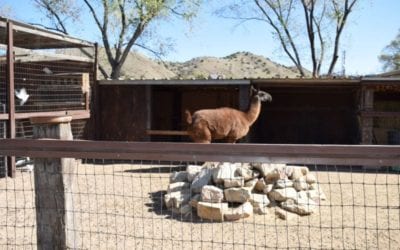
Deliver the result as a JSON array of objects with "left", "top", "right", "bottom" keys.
[{"left": 146, "top": 190, "right": 205, "bottom": 223}]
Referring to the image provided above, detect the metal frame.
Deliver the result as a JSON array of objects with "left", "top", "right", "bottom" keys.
[
  {"left": 1, "top": 19, "right": 95, "bottom": 177},
  {"left": 0, "top": 139, "right": 399, "bottom": 166}
]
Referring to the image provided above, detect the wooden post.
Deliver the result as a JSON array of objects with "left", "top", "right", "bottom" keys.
[
  {"left": 31, "top": 116, "right": 79, "bottom": 249},
  {"left": 239, "top": 85, "right": 250, "bottom": 142},
  {"left": 145, "top": 85, "right": 152, "bottom": 141},
  {"left": 360, "top": 88, "right": 374, "bottom": 144},
  {"left": 93, "top": 43, "right": 100, "bottom": 140},
  {"left": 6, "top": 21, "right": 16, "bottom": 178}
]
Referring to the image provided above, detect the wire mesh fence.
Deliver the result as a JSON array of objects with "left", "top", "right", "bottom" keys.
[{"left": 0, "top": 140, "right": 400, "bottom": 249}]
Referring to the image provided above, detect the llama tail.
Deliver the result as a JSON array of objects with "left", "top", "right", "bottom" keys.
[{"left": 185, "top": 110, "right": 192, "bottom": 125}]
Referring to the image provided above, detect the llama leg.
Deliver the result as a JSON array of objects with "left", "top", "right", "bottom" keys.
[
  {"left": 225, "top": 137, "right": 237, "bottom": 143},
  {"left": 194, "top": 129, "right": 211, "bottom": 143},
  {"left": 190, "top": 121, "right": 212, "bottom": 143}
]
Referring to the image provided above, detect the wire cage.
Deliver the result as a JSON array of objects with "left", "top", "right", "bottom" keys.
[{"left": 0, "top": 16, "right": 96, "bottom": 177}]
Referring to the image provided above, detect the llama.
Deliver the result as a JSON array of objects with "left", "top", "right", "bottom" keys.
[{"left": 185, "top": 87, "right": 272, "bottom": 143}]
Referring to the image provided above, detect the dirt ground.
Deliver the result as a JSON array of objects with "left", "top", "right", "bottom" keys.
[{"left": 1, "top": 162, "right": 399, "bottom": 249}]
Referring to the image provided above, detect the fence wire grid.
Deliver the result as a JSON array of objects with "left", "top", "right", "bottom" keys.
[{"left": 1, "top": 141, "right": 400, "bottom": 249}]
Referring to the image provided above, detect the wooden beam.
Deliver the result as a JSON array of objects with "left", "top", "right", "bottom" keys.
[
  {"left": 359, "top": 111, "right": 400, "bottom": 118},
  {"left": 6, "top": 21, "right": 15, "bottom": 178},
  {"left": 1, "top": 139, "right": 399, "bottom": 167},
  {"left": 99, "top": 79, "right": 250, "bottom": 86},
  {"left": 146, "top": 130, "right": 188, "bottom": 136},
  {"left": 0, "top": 110, "right": 90, "bottom": 121}
]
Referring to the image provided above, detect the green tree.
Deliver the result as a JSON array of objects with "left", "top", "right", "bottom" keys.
[
  {"left": 379, "top": 30, "right": 400, "bottom": 72},
  {"left": 218, "top": 0, "right": 358, "bottom": 77},
  {"left": 35, "top": 0, "right": 202, "bottom": 79}
]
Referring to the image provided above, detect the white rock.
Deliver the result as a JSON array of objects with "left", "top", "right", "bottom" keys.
[
  {"left": 186, "top": 165, "right": 203, "bottom": 182},
  {"left": 170, "top": 171, "right": 188, "bottom": 183},
  {"left": 224, "top": 202, "right": 253, "bottom": 221},
  {"left": 275, "top": 179, "right": 294, "bottom": 189},
  {"left": 254, "top": 178, "right": 267, "bottom": 192},
  {"left": 224, "top": 187, "right": 252, "bottom": 203},
  {"left": 309, "top": 183, "right": 327, "bottom": 200},
  {"left": 212, "top": 162, "right": 239, "bottom": 184},
  {"left": 191, "top": 168, "right": 213, "bottom": 193},
  {"left": 293, "top": 177, "right": 308, "bottom": 191},
  {"left": 268, "top": 187, "right": 298, "bottom": 202},
  {"left": 201, "top": 185, "right": 224, "bottom": 203},
  {"left": 197, "top": 202, "right": 228, "bottom": 221},
  {"left": 287, "top": 166, "right": 309, "bottom": 180},
  {"left": 167, "top": 182, "right": 190, "bottom": 193},
  {"left": 252, "top": 163, "right": 286, "bottom": 178},
  {"left": 255, "top": 206, "right": 269, "bottom": 215},
  {"left": 164, "top": 190, "right": 191, "bottom": 209},
  {"left": 275, "top": 207, "right": 298, "bottom": 220},
  {"left": 305, "top": 173, "right": 317, "bottom": 184},
  {"left": 250, "top": 193, "right": 270, "bottom": 215},
  {"left": 280, "top": 198, "right": 317, "bottom": 215},
  {"left": 264, "top": 168, "right": 282, "bottom": 184},
  {"left": 263, "top": 184, "right": 274, "bottom": 194},
  {"left": 189, "top": 194, "right": 201, "bottom": 208},
  {"left": 202, "top": 162, "right": 220, "bottom": 168},
  {"left": 172, "top": 204, "right": 192, "bottom": 215},
  {"left": 224, "top": 177, "right": 245, "bottom": 188},
  {"left": 236, "top": 166, "right": 256, "bottom": 181},
  {"left": 244, "top": 179, "right": 258, "bottom": 190}
]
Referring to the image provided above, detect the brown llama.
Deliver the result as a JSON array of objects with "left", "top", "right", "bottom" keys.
[{"left": 185, "top": 87, "right": 272, "bottom": 143}]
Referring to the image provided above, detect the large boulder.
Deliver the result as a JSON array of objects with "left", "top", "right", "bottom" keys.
[
  {"left": 212, "top": 162, "right": 239, "bottom": 184},
  {"left": 224, "top": 177, "right": 245, "bottom": 188},
  {"left": 164, "top": 190, "right": 191, "bottom": 209},
  {"left": 170, "top": 171, "right": 188, "bottom": 183},
  {"left": 167, "top": 182, "right": 190, "bottom": 193},
  {"left": 249, "top": 193, "right": 270, "bottom": 215},
  {"left": 186, "top": 165, "right": 203, "bottom": 182},
  {"left": 197, "top": 202, "right": 228, "bottom": 221},
  {"left": 268, "top": 187, "right": 298, "bottom": 202},
  {"left": 293, "top": 177, "right": 308, "bottom": 191},
  {"left": 224, "top": 187, "right": 252, "bottom": 203},
  {"left": 224, "top": 202, "right": 253, "bottom": 221},
  {"left": 201, "top": 185, "right": 224, "bottom": 203},
  {"left": 191, "top": 168, "right": 213, "bottom": 193},
  {"left": 280, "top": 197, "right": 317, "bottom": 215}
]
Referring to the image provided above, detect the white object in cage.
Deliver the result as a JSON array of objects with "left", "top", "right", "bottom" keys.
[
  {"left": 43, "top": 67, "right": 53, "bottom": 74},
  {"left": 15, "top": 88, "right": 30, "bottom": 106},
  {"left": 16, "top": 157, "right": 34, "bottom": 172}
]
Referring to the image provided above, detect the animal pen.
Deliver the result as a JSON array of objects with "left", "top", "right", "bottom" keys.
[
  {"left": 1, "top": 18, "right": 400, "bottom": 250},
  {"left": 0, "top": 16, "right": 96, "bottom": 178}
]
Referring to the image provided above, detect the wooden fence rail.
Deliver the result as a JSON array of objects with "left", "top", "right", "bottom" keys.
[{"left": 1, "top": 139, "right": 400, "bottom": 166}]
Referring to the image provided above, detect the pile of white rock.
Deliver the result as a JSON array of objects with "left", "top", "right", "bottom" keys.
[{"left": 164, "top": 162, "right": 326, "bottom": 222}]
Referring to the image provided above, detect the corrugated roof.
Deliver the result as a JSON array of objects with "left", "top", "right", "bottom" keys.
[{"left": 0, "top": 16, "right": 94, "bottom": 49}]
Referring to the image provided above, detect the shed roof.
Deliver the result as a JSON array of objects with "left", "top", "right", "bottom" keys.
[
  {"left": 98, "top": 77, "right": 400, "bottom": 88},
  {"left": 0, "top": 16, "right": 94, "bottom": 49}
]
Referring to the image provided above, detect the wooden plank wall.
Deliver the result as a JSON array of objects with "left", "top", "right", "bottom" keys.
[{"left": 98, "top": 85, "right": 150, "bottom": 141}]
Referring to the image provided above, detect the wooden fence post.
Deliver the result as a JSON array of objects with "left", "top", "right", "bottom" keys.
[{"left": 31, "top": 116, "right": 79, "bottom": 250}]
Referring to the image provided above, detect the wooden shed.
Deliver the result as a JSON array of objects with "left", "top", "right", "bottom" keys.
[{"left": 96, "top": 77, "right": 400, "bottom": 145}]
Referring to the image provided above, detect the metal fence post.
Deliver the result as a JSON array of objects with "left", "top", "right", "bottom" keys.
[{"left": 31, "top": 116, "right": 79, "bottom": 250}]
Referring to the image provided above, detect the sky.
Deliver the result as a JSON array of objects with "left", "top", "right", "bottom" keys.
[{"left": 1, "top": 0, "right": 399, "bottom": 76}]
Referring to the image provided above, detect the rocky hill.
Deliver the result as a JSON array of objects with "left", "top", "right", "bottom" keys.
[
  {"left": 165, "top": 52, "right": 302, "bottom": 79},
  {"left": 59, "top": 48, "right": 304, "bottom": 79}
]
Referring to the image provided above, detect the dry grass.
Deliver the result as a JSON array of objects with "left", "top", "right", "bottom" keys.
[{"left": 1, "top": 162, "right": 399, "bottom": 249}]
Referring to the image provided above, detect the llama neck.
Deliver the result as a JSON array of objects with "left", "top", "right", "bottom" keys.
[{"left": 245, "top": 97, "right": 261, "bottom": 125}]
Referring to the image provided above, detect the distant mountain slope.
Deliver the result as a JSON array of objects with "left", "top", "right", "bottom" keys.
[
  {"left": 165, "top": 52, "right": 302, "bottom": 79},
  {"left": 64, "top": 48, "right": 304, "bottom": 79}
]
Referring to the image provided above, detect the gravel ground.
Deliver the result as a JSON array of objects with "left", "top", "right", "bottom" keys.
[{"left": 1, "top": 162, "right": 399, "bottom": 249}]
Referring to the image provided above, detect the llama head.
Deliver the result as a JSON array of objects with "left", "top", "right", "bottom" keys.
[{"left": 250, "top": 85, "right": 272, "bottom": 102}]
